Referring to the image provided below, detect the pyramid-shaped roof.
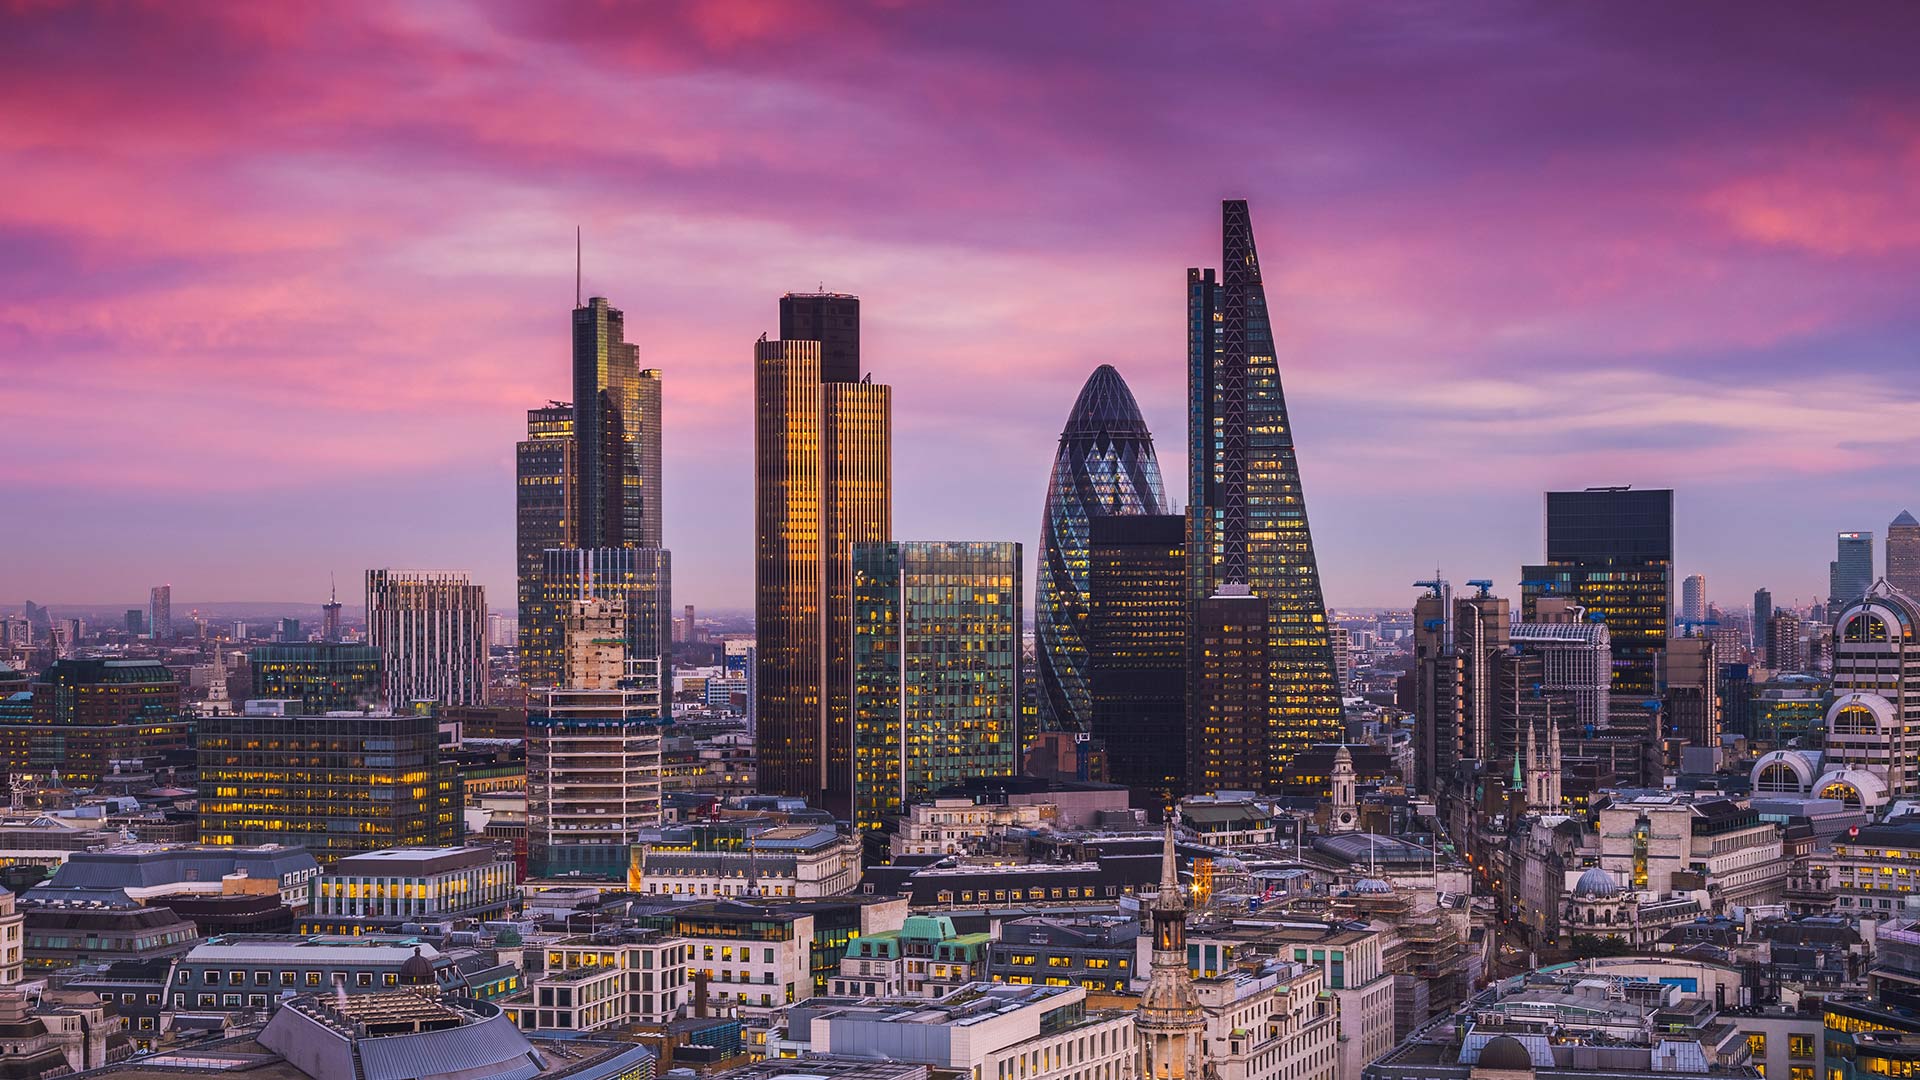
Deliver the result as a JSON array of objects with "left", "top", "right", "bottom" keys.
[{"left": 1894, "top": 510, "right": 1918, "bottom": 527}]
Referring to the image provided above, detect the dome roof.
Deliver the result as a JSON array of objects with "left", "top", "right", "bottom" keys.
[
  {"left": 1479, "top": 1036, "right": 1536, "bottom": 1071},
  {"left": 399, "top": 946, "right": 436, "bottom": 985},
  {"left": 1061, "top": 365, "right": 1153, "bottom": 439},
  {"left": 1573, "top": 868, "right": 1620, "bottom": 899}
]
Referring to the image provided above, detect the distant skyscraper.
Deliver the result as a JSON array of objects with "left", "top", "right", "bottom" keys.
[
  {"left": 1085, "top": 514, "right": 1186, "bottom": 811},
  {"left": 527, "top": 598, "right": 664, "bottom": 878},
  {"left": 277, "top": 617, "right": 301, "bottom": 643},
  {"left": 1831, "top": 531, "right": 1874, "bottom": 608},
  {"left": 321, "top": 578, "right": 344, "bottom": 643},
  {"left": 754, "top": 298, "right": 891, "bottom": 818},
  {"left": 148, "top": 585, "right": 172, "bottom": 642},
  {"left": 1767, "top": 609, "right": 1804, "bottom": 672},
  {"left": 1681, "top": 574, "right": 1707, "bottom": 625},
  {"left": 1185, "top": 200, "right": 1344, "bottom": 779},
  {"left": 1753, "top": 588, "right": 1773, "bottom": 650},
  {"left": 850, "top": 541, "right": 1022, "bottom": 832},
  {"left": 1521, "top": 487, "right": 1674, "bottom": 700},
  {"left": 365, "top": 569, "right": 486, "bottom": 709},
  {"left": 1891, "top": 511, "right": 1920, "bottom": 598},
  {"left": 1664, "top": 633, "right": 1719, "bottom": 748},
  {"left": 528, "top": 547, "right": 670, "bottom": 702},
  {"left": 517, "top": 403, "right": 577, "bottom": 675},
  {"left": 124, "top": 609, "right": 143, "bottom": 636},
  {"left": 1035, "top": 365, "right": 1168, "bottom": 733}
]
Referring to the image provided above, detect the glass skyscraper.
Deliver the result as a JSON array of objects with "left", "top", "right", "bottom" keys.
[
  {"left": 1522, "top": 487, "right": 1674, "bottom": 701},
  {"left": 1891, "top": 511, "right": 1920, "bottom": 598},
  {"left": 1035, "top": 365, "right": 1167, "bottom": 732},
  {"left": 1831, "top": 530, "right": 1875, "bottom": 608},
  {"left": 850, "top": 541, "right": 1022, "bottom": 833},
  {"left": 516, "top": 403, "right": 576, "bottom": 676},
  {"left": 755, "top": 295, "right": 891, "bottom": 817},
  {"left": 1185, "top": 199, "right": 1345, "bottom": 783},
  {"left": 248, "top": 642, "right": 383, "bottom": 713},
  {"left": 571, "top": 297, "right": 663, "bottom": 550}
]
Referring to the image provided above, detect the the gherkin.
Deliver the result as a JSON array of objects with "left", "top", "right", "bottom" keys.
[{"left": 1036, "top": 365, "right": 1168, "bottom": 731}]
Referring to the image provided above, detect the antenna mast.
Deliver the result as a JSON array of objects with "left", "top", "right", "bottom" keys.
[{"left": 576, "top": 226, "right": 582, "bottom": 307}]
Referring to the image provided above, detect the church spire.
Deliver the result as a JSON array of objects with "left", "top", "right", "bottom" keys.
[{"left": 1137, "top": 810, "right": 1209, "bottom": 1080}]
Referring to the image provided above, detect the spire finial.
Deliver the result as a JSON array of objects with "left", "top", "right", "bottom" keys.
[
  {"left": 576, "top": 226, "right": 582, "bottom": 307},
  {"left": 1160, "top": 814, "right": 1180, "bottom": 895}
]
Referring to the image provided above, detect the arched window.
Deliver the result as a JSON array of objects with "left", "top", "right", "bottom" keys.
[
  {"left": 1844, "top": 615, "right": 1889, "bottom": 643},
  {"left": 1757, "top": 761, "right": 1804, "bottom": 794},
  {"left": 1820, "top": 780, "right": 1864, "bottom": 809}
]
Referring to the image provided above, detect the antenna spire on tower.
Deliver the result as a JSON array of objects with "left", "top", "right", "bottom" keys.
[{"left": 576, "top": 226, "right": 582, "bottom": 307}]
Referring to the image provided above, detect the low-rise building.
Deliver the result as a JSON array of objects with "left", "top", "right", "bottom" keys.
[
  {"left": 830, "top": 914, "right": 988, "bottom": 998},
  {"left": 162, "top": 935, "right": 467, "bottom": 1013},
  {"left": 504, "top": 927, "right": 690, "bottom": 1032},
  {"left": 631, "top": 823, "right": 861, "bottom": 900},
  {"left": 989, "top": 915, "right": 1138, "bottom": 993},
  {"left": 888, "top": 798, "right": 1046, "bottom": 858},
  {"left": 674, "top": 901, "right": 816, "bottom": 1014},
  {"left": 304, "top": 845, "right": 518, "bottom": 934},
  {"left": 41, "top": 842, "right": 320, "bottom": 908},
  {"left": 20, "top": 890, "right": 200, "bottom": 973}
]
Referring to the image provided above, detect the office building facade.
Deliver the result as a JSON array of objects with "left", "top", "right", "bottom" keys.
[
  {"left": 248, "top": 643, "right": 382, "bottom": 713},
  {"left": 1521, "top": 487, "right": 1674, "bottom": 700},
  {"left": 198, "top": 701, "right": 461, "bottom": 862},
  {"left": 1891, "top": 512, "right": 1920, "bottom": 598},
  {"left": 1833, "top": 531, "right": 1876, "bottom": 609},
  {"left": 572, "top": 298, "right": 663, "bottom": 550},
  {"left": 516, "top": 402, "right": 576, "bottom": 676},
  {"left": 0, "top": 658, "right": 189, "bottom": 786},
  {"left": 1681, "top": 574, "right": 1706, "bottom": 625},
  {"left": 1086, "top": 513, "right": 1186, "bottom": 810},
  {"left": 1754, "top": 588, "right": 1773, "bottom": 650},
  {"left": 851, "top": 541, "right": 1022, "bottom": 832},
  {"left": 755, "top": 298, "right": 892, "bottom": 817},
  {"left": 1035, "top": 364, "right": 1168, "bottom": 733},
  {"left": 1827, "top": 582, "right": 1920, "bottom": 798},
  {"left": 1188, "top": 586, "right": 1270, "bottom": 795},
  {"left": 365, "top": 569, "right": 487, "bottom": 709},
  {"left": 1186, "top": 200, "right": 1345, "bottom": 776}
]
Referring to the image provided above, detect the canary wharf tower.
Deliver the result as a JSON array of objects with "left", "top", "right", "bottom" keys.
[
  {"left": 1187, "top": 200, "right": 1344, "bottom": 786},
  {"left": 1036, "top": 365, "right": 1168, "bottom": 730}
]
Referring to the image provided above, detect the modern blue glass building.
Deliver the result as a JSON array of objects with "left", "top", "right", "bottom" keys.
[{"left": 1034, "top": 365, "right": 1167, "bottom": 732}]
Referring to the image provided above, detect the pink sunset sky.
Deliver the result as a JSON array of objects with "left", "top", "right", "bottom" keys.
[{"left": 4, "top": 1, "right": 1919, "bottom": 613}]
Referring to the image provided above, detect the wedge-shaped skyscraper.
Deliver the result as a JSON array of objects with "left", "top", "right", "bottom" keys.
[{"left": 1186, "top": 200, "right": 1344, "bottom": 788}]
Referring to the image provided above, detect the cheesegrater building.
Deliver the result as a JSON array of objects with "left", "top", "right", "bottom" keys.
[
  {"left": 1035, "top": 364, "right": 1169, "bottom": 733},
  {"left": 1185, "top": 199, "right": 1345, "bottom": 789}
]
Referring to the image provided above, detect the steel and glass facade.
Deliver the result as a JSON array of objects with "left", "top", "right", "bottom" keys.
[
  {"left": 1, "top": 658, "right": 188, "bottom": 787},
  {"left": 247, "top": 643, "right": 382, "bottom": 714},
  {"left": 1890, "top": 511, "right": 1920, "bottom": 598},
  {"left": 1832, "top": 530, "right": 1875, "bottom": 609},
  {"left": 1034, "top": 365, "right": 1167, "bottom": 732},
  {"left": 851, "top": 541, "right": 1022, "bottom": 833},
  {"left": 1085, "top": 514, "right": 1185, "bottom": 809},
  {"left": 1521, "top": 487, "right": 1674, "bottom": 700},
  {"left": 755, "top": 299, "right": 892, "bottom": 818},
  {"left": 516, "top": 403, "right": 576, "bottom": 676},
  {"left": 571, "top": 298, "right": 662, "bottom": 550},
  {"left": 1185, "top": 199, "right": 1345, "bottom": 783},
  {"left": 197, "top": 705, "right": 461, "bottom": 863}
]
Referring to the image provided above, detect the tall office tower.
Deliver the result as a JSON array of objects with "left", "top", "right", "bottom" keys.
[
  {"left": 248, "top": 643, "right": 383, "bottom": 713},
  {"left": 1753, "top": 589, "right": 1773, "bottom": 650},
  {"left": 849, "top": 541, "right": 1021, "bottom": 832},
  {"left": 199, "top": 700, "right": 460, "bottom": 863},
  {"left": 1185, "top": 200, "right": 1344, "bottom": 777},
  {"left": 1035, "top": 365, "right": 1169, "bottom": 733},
  {"left": 1086, "top": 514, "right": 1186, "bottom": 810},
  {"left": 1831, "top": 531, "right": 1875, "bottom": 608},
  {"left": 1329, "top": 625, "right": 1352, "bottom": 689},
  {"left": 517, "top": 403, "right": 577, "bottom": 676},
  {"left": 1664, "top": 634, "right": 1720, "bottom": 749},
  {"left": 277, "top": 618, "right": 301, "bottom": 643},
  {"left": 778, "top": 291, "right": 860, "bottom": 383},
  {"left": 1521, "top": 487, "right": 1674, "bottom": 700},
  {"left": 527, "top": 599, "right": 664, "bottom": 878},
  {"left": 1890, "top": 512, "right": 1920, "bottom": 597},
  {"left": 527, "top": 547, "right": 671, "bottom": 700},
  {"left": 1681, "top": 574, "right": 1707, "bottom": 625},
  {"left": 1767, "top": 610, "right": 1805, "bottom": 672},
  {"left": 321, "top": 578, "right": 343, "bottom": 643},
  {"left": 0, "top": 659, "right": 190, "bottom": 786},
  {"left": 572, "top": 298, "right": 662, "bottom": 550},
  {"left": 124, "top": 609, "right": 143, "bottom": 636},
  {"left": 754, "top": 301, "right": 891, "bottom": 817},
  {"left": 1509, "top": 598, "right": 1612, "bottom": 733},
  {"left": 148, "top": 585, "right": 172, "bottom": 642},
  {"left": 365, "top": 569, "right": 487, "bottom": 709},
  {"left": 1826, "top": 582, "right": 1920, "bottom": 798},
  {"left": 1188, "top": 586, "right": 1270, "bottom": 795}
]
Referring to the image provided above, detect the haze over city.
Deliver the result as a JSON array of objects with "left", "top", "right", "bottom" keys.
[{"left": 7, "top": 3, "right": 1919, "bottom": 611}]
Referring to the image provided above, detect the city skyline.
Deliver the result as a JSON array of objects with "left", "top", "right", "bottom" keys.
[{"left": 7, "top": 5, "right": 1920, "bottom": 612}]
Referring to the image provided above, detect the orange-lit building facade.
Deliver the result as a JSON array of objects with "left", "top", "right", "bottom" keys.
[{"left": 0, "top": 658, "right": 188, "bottom": 787}]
